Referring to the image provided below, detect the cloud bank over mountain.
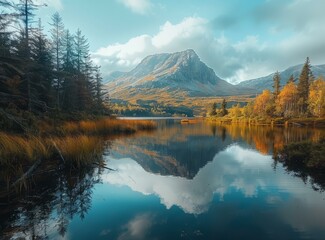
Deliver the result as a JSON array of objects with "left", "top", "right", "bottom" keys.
[{"left": 93, "top": 0, "right": 325, "bottom": 83}]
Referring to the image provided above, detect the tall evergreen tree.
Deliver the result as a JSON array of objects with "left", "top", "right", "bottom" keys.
[
  {"left": 0, "top": 0, "right": 13, "bottom": 57},
  {"left": 30, "top": 19, "right": 53, "bottom": 110},
  {"left": 209, "top": 102, "right": 217, "bottom": 116},
  {"left": 61, "top": 29, "right": 76, "bottom": 111},
  {"left": 93, "top": 65, "right": 106, "bottom": 113},
  {"left": 220, "top": 98, "right": 228, "bottom": 116},
  {"left": 15, "top": 0, "right": 40, "bottom": 112},
  {"left": 50, "top": 12, "right": 64, "bottom": 109},
  {"left": 297, "top": 57, "right": 312, "bottom": 114},
  {"left": 287, "top": 74, "right": 294, "bottom": 84},
  {"left": 272, "top": 71, "right": 281, "bottom": 99},
  {"left": 74, "top": 29, "right": 92, "bottom": 111}
]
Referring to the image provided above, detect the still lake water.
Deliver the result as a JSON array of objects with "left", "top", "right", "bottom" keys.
[{"left": 2, "top": 119, "right": 325, "bottom": 239}]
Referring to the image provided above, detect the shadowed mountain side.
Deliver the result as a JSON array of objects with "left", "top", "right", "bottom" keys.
[
  {"left": 105, "top": 49, "right": 254, "bottom": 99},
  {"left": 237, "top": 64, "right": 325, "bottom": 93}
]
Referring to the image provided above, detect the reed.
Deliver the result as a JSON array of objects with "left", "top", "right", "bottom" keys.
[
  {"left": 51, "top": 135, "right": 103, "bottom": 167},
  {"left": 0, "top": 133, "right": 50, "bottom": 165},
  {"left": 61, "top": 118, "right": 156, "bottom": 135},
  {"left": 0, "top": 118, "right": 156, "bottom": 173},
  {"left": 0, "top": 132, "right": 103, "bottom": 168}
]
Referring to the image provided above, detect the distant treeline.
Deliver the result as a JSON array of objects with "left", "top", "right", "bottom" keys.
[
  {"left": 209, "top": 58, "right": 325, "bottom": 119},
  {"left": 0, "top": 0, "right": 107, "bottom": 128}
]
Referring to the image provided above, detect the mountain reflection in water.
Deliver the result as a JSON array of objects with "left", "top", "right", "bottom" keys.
[{"left": 1, "top": 120, "right": 325, "bottom": 240}]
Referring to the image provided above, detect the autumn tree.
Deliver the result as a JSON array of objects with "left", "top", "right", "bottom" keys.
[
  {"left": 308, "top": 76, "right": 325, "bottom": 117},
  {"left": 297, "top": 57, "right": 312, "bottom": 115},
  {"left": 253, "top": 90, "right": 273, "bottom": 117},
  {"left": 275, "top": 81, "right": 298, "bottom": 117},
  {"left": 242, "top": 101, "right": 254, "bottom": 118},
  {"left": 230, "top": 103, "right": 242, "bottom": 118}
]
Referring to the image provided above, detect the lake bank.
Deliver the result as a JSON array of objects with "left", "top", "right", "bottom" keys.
[
  {"left": 206, "top": 116, "right": 325, "bottom": 127},
  {"left": 0, "top": 118, "right": 157, "bottom": 196}
]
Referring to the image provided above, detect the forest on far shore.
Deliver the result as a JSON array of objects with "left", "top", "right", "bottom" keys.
[{"left": 208, "top": 58, "right": 325, "bottom": 121}]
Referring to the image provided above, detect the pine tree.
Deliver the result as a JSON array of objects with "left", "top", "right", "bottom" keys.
[
  {"left": 30, "top": 19, "right": 54, "bottom": 110},
  {"left": 74, "top": 29, "right": 92, "bottom": 112},
  {"left": 209, "top": 102, "right": 217, "bottom": 116},
  {"left": 61, "top": 29, "right": 76, "bottom": 111},
  {"left": 287, "top": 74, "right": 294, "bottom": 84},
  {"left": 50, "top": 12, "right": 65, "bottom": 109},
  {"left": 16, "top": 0, "right": 38, "bottom": 111},
  {"left": 220, "top": 98, "right": 228, "bottom": 116},
  {"left": 272, "top": 71, "right": 281, "bottom": 99},
  {"left": 0, "top": 0, "right": 13, "bottom": 57},
  {"left": 297, "top": 57, "right": 312, "bottom": 115}
]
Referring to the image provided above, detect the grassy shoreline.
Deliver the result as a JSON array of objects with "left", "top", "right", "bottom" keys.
[
  {"left": 0, "top": 118, "right": 157, "bottom": 191},
  {"left": 0, "top": 118, "right": 156, "bottom": 164},
  {"left": 206, "top": 116, "right": 325, "bottom": 127}
]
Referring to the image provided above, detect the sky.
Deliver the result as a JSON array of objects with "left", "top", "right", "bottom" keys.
[{"left": 35, "top": 0, "right": 325, "bottom": 83}]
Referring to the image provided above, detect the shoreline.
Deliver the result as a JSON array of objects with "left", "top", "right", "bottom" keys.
[{"left": 206, "top": 116, "right": 325, "bottom": 128}]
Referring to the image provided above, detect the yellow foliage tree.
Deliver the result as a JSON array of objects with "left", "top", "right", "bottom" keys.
[
  {"left": 308, "top": 76, "right": 325, "bottom": 117},
  {"left": 253, "top": 90, "right": 273, "bottom": 117},
  {"left": 275, "top": 81, "right": 298, "bottom": 117}
]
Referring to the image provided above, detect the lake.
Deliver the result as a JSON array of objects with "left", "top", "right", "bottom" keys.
[{"left": 1, "top": 119, "right": 325, "bottom": 240}]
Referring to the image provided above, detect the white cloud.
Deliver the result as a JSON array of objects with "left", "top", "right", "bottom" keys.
[
  {"left": 118, "top": 213, "right": 155, "bottom": 240},
  {"left": 103, "top": 144, "right": 325, "bottom": 234},
  {"left": 152, "top": 18, "right": 208, "bottom": 48},
  {"left": 103, "top": 145, "right": 274, "bottom": 214},
  {"left": 117, "top": 0, "right": 152, "bottom": 15},
  {"left": 93, "top": 0, "right": 325, "bottom": 83},
  {"left": 92, "top": 17, "right": 273, "bottom": 83}
]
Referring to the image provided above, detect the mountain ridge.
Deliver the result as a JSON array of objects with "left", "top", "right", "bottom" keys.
[
  {"left": 105, "top": 49, "right": 254, "bottom": 99},
  {"left": 237, "top": 64, "right": 325, "bottom": 92}
]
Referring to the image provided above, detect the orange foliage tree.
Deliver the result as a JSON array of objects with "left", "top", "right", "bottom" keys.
[
  {"left": 253, "top": 90, "right": 273, "bottom": 117},
  {"left": 308, "top": 76, "right": 325, "bottom": 117},
  {"left": 275, "top": 81, "right": 298, "bottom": 117}
]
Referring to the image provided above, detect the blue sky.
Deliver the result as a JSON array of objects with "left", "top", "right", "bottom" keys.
[{"left": 36, "top": 0, "right": 325, "bottom": 83}]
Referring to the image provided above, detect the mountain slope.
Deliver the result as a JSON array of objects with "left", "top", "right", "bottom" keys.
[
  {"left": 103, "top": 71, "right": 126, "bottom": 84},
  {"left": 237, "top": 64, "right": 325, "bottom": 92},
  {"left": 105, "top": 49, "right": 253, "bottom": 100}
]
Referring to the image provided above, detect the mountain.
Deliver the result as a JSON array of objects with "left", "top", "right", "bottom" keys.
[
  {"left": 103, "top": 71, "right": 126, "bottom": 84},
  {"left": 105, "top": 49, "right": 253, "bottom": 100},
  {"left": 237, "top": 64, "right": 325, "bottom": 92}
]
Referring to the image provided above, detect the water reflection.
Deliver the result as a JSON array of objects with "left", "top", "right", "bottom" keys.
[
  {"left": 1, "top": 121, "right": 325, "bottom": 239},
  {"left": 0, "top": 150, "right": 107, "bottom": 239},
  {"left": 104, "top": 145, "right": 273, "bottom": 214}
]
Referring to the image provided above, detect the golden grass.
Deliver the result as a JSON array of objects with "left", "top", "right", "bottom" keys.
[
  {"left": 0, "top": 132, "right": 103, "bottom": 167},
  {"left": 0, "top": 133, "right": 50, "bottom": 165},
  {"left": 51, "top": 135, "right": 103, "bottom": 167},
  {"left": 0, "top": 118, "right": 156, "bottom": 173},
  {"left": 61, "top": 118, "right": 156, "bottom": 135}
]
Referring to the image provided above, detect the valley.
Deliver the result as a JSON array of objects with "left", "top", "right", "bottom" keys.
[{"left": 105, "top": 49, "right": 325, "bottom": 117}]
